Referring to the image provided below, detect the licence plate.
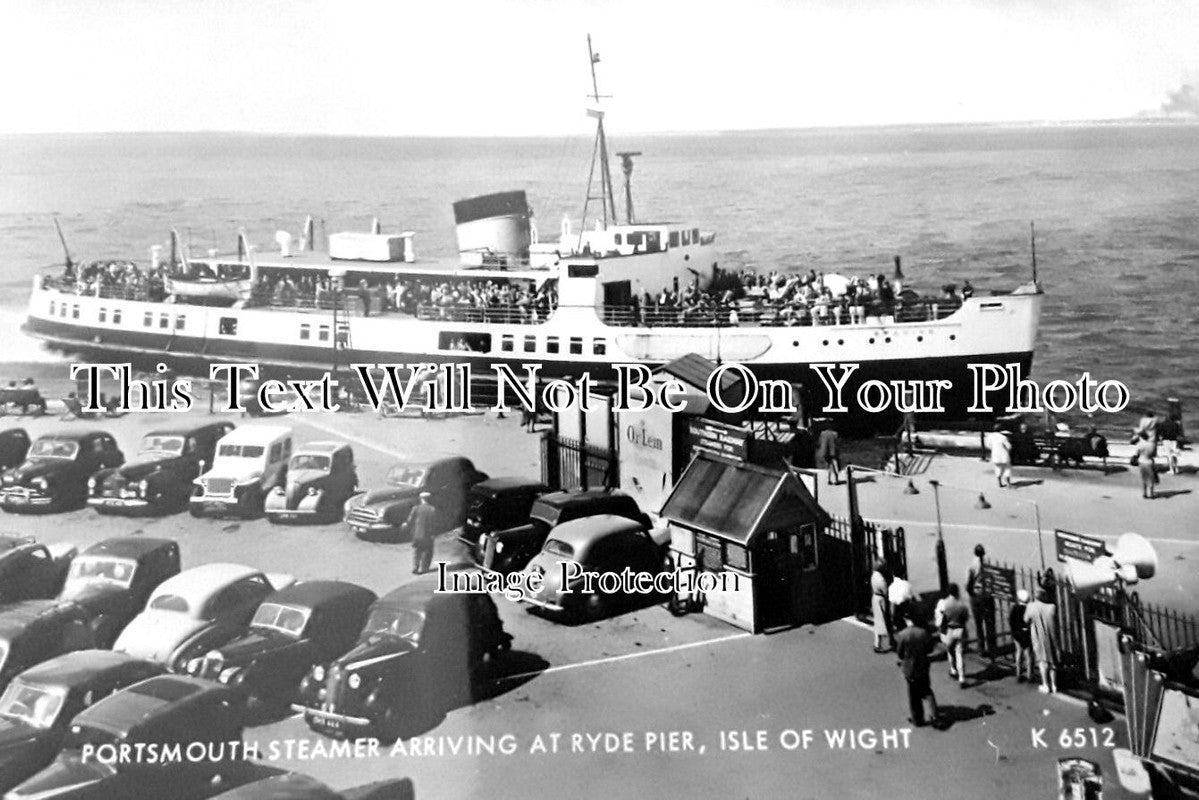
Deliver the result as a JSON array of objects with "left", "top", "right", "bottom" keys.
[
  {"left": 310, "top": 712, "right": 341, "bottom": 730},
  {"left": 7, "top": 496, "right": 27, "bottom": 504},
  {"left": 105, "top": 499, "right": 124, "bottom": 506}
]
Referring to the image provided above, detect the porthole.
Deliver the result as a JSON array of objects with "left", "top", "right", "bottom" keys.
[
  {"left": 885, "top": 337, "right": 891, "bottom": 343},
  {"left": 868, "top": 338, "right": 875, "bottom": 344},
  {"left": 917, "top": 336, "right": 923, "bottom": 342},
  {"left": 949, "top": 334, "right": 956, "bottom": 341},
  {"left": 837, "top": 339, "right": 844, "bottom": 345},
  {"left": 822, "top": 340, "right": 829, "bottom": 346},
  {"left": 792, "top": 340, "right": 799, "bottom": 347}
]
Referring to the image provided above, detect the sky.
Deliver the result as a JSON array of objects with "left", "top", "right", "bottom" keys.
[{"left": 1, "top": 0, "right": 1196, "bottom": 136}]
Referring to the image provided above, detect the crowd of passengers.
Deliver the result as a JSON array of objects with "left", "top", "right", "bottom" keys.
[
  {"left": 620, "top": 269, "right": 975, "bottom": 326},
  {"left": 252, "top": 274, "right": 559, "bottom": 320},
  {"left": 53, "top": 261, "right": 168, "bottom": 302}
]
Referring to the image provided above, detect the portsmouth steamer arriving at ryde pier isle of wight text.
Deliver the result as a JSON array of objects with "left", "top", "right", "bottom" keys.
[{"left": 20, "top": 39, "right": 1043, "bottom": 427}]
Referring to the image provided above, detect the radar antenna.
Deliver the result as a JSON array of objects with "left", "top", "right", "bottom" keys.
[{"left": 579, "top": 34, "right": 617, "bottom": 241}]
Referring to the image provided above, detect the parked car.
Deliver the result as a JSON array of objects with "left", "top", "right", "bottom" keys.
[
  {"left": 457, "top": 476, "right": 548, "bottom": 561},
  {"left": 186, "top": 581, "right": 375, "bottom": 711},
  {"left": 0, "top": 431, "right": 124, "bottom": 513},
  {"left": 0, "top": 429, "right": 30, "bottom": 472},
  {"left": 0, "top": 600, "right": 96, "bottom": 692},
  {"left": 190, "top": 426, "right": 293, "bottom": 518},
  {"left": 7, "top": 675, "right": 243, "bottom": 800},
  {"left": 295, "top": 576, "right": 511, "bottom": 741},
  {"left": 58, "top": 538, "right": 181, "bottom": 647},
  {"left": 113, "top": 563, "right": 295, "bottom": 670},
  {"left": 344, "top": 457, "right": 488, "bottom": 542},
  {"left": 472, "top": 489, "right": 652, "bottom": 575},
  {"left": 265, "top": 442, "right": 358, "bottom": 524},
  {"left": 210, "top": 772, "right": 415, "bottom": 800},
  {"left": 0, "top": 536, "right": 77, "bottom": 605},
  {"left": 0, "top": 650, "right": 166, "bottom": 793},
  {"left": 87, "top": 422, "right": 235, "bottom": 515},
  {"left": 521, "top": 514, "right": 671, "bottom": 622}
]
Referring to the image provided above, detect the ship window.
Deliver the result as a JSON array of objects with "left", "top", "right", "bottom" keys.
[
  {"left": 299, "top": 324, "right": 311, "bottom": 341},
  {"left": 669, "top": 231, "right": 680, "bottom": 248},
  {"left": 143, "top": 312, "right": 153, "bottom": 327},
  {"left": 175, "top": 315, "right": 185, "bottom": 330},
  {"left": 593, "top": 339, "right": 607, "bottom": 356},
  {"left": 219, "top": 317, "right": 238, "bottom": 336},
  {"left": 49, "top": 301, "right": 56, "bottom": 315},
  {"left": 546, "top": 336, "right": 559, "bottom": 354},
  {"left": 523, "top": 335, "right": 536, "bottom": 353},
  {"left": 98, "top": 308, "right": 107, "bottom": 323},
  {"left": 72, "top": 305, "right": 80, "bottom": 319},
  {"left": 113, "top": 309, "right": 122, "bottom": 324},
  {"left": 501, "top": 335, "right": 514, "bottom": 352},
  {"left": 438, "top": 331, "right": 491, "bottom": 353},
  {"left": 318, "top": 325, "right": 330, "bottom": 342},
  {"left": 692, "top": 228, "right": 700, "bottom": 242},
  {"left": 626, "top": 232, "right": 644, "bottom": 246},
  {"left": 644, "top": 232, "right": 661, "bottom": 253},
  {"left": 159, "top": 313, "right": 170, "bottom": 329},
  {"left": 60, "top": 304, "right": 68, "bottom": 317},
  {"left": 682, "top": 230, "right": 691, "bottom": 246},
  {"left": 614, "top": 234, "right": 623, "bottom": 245},
  {"left": 569, "top": 337, "right": 582, "bottom": 355}
]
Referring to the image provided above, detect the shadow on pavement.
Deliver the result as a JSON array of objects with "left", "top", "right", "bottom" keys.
[{"left": 933, "top": 703, "right": 995, "bottom": 730}]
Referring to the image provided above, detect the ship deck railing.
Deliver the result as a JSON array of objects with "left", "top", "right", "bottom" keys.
[{"left": 600, "top": 299, "right": 962, "bottom": 328}]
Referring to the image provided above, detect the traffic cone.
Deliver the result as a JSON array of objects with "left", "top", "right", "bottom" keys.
[
  {"left": 975, "top": 492, "right": 991, "bottom": 510},
  {"left": 903, "top": 479, "right": 920, "bottom": 495}
]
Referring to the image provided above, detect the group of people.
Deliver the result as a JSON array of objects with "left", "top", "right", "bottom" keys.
[
  {"left": 1131, "top": 411, "right": 1183, "bottom": 500},
  {"left": 0, "top": 378, "right": 46, "bottom": 415},
  {"left": 873, "top": 544, "right": 1062, "bottom": 729},
  {"left": 617, "top": 269, "right": 973, "bottom": 328},
  {"left": 55, "top": 260, "right": 168, "bottom": 303}
]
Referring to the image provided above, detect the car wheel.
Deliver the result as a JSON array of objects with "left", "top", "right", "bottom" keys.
[{"left": 376, "top": 705, "right": 402, "bottom": 743}]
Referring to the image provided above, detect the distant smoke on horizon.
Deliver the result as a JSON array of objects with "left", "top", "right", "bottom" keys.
[{"left": 1160, "top": 82, "right": 1199, "bottom": 117}]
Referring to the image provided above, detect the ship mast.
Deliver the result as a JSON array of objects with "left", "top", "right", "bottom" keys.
[{"left": 579, "top": 34, "right": 617, "bottom": 243}]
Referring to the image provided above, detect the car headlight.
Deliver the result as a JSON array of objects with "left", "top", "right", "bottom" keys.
[
  {"left": 186, "top": 657, "right": 203, "bottom": 675},
  {"left": 218, "top": 666, "right": 242, "bottom": 685},
  {"left": 138, "top": 479, "right": 149, "bottom": 495},
  {"left": 31, "top": 477, "right": 49, "bottom": 491},
  {"left": 312, "top": 665, "right": 325, "bottom": 682},
  {"left": 306, "top": 486, "right": 318, "bottom": 497},
  {"left": 205, "top": 649, "right": 222, "bottom": 663},
  {"left": 495, "top": 541, "right": 505, "bottom": 554},
  {"left": 273, "top": 485, "right": 285, "bottom": 495},
  {"left": 348, "top": 672, "right": 361, "bottom": 689},
  {"left": 87, "top": 476, "right": 97, "bottom": 490}
]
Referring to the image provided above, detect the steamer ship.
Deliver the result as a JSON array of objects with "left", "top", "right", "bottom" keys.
[{"left": 21, "top": 39, "right": 1042, "bottom": 426}]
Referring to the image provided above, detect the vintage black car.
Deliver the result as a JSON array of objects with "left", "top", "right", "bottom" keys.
[
  {"left": 210, "top": 771, "right": 415, "bottom": 800},
  {"left": 87, "top": 422, "right": 235, "bottom": 515},
  {"left": 0, "top": 431, "right": 124, "bottom": 513},
  {"left": 295, "top": 576, "right": 511, "bottom": 740},
  {"left": 7, "top": 675, "right": 244, "bottom": 800},
  {"left": 0, "top": 650, "right": 165, "bottom": 792},
  {"left": 58, "top": 538, "right": 181, "bottom": 647},
  {"left": 186, "top": 581, "right": 376, "bottom": 712},
  {"left": 0, "top": 601, "right": 95, "bottom": 693},
  {"left": 265, "top": 442, "right": 359, "bottom": 524},
  {"left": 0, "top": 429, "right": 30, "bottom": 472},
  {"left": 457, "top": 476, "right": 548, "bottom": 558},
  {"left": 345, "top": 456, "right": 488, "bottom": 543},
  {"left": 473, "top": 489, "right": 652, "bottom": 574},
  {"left": 0, "top": 536, "right": 77, "bottom": 605}
]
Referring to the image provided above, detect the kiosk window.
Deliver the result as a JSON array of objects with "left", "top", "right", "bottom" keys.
[
  {"left": 724, "top": 542, "right": 749, "bottom": 571},
  {"left": 797, "top": 523, "right": 818, "bottom": 571},
  {"left": 693, "top": 532, "right": 723, "bottom": 571},
  {"left": 219, "top": 317, "right": 238, "bottom": 336}
]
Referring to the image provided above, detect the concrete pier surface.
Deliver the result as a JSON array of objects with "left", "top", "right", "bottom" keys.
[{"left": 0, "top": 405, "right": 1190, "bottom": 798}]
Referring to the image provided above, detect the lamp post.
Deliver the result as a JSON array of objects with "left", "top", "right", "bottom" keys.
[{"left": 929, "top": 479, "right": 949, "bottom": 594}]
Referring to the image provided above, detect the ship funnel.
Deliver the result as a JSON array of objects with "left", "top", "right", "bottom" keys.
[{"left": 452, "top": 190, "right": 532, "bottom": 265}]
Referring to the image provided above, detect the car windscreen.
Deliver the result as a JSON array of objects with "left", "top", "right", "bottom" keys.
[
  {"left": 528, "top": 499, "right": 561, "bottom": 526},
  {"left": 0, "top": 680, "right": 66, "bottom": 729},
  {"left": 250, "top": 603, "right": 309, "bottom": 635},
  {"left": 289, "top": 454, "right": 330, "bottom": 472},
  {"left": 364, "top": 607, "right": 424, "bottom": 641},
  {"left": 67, "top": 556, "right": 137, "bottom": 588},
  {"left": 29, "top": 440, "right": 79, "bottom": 459},
  {"left": 148, "top": 594, "right": 189, "bottom": 614},
  {"left": 218, "top": 444, "right": 265, "bottom": 458},
  {"left": 139, "top": 436, "right": 184, "bottom": 456},
  {"left": 386, "top": 465, "right": 426, "bottom": 487},
  {"left": 542, "top": 539, "right": 574, "bottom": 558}
]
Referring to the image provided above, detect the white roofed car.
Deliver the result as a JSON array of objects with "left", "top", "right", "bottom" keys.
[
  {"left": 190, "top": 425, "right": 293, "bottom": 518},
  {"left": 112, "top": 562, "right": 295, "bottom": 670}
]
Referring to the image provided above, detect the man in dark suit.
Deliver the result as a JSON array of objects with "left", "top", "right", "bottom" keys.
[
  {"left": 896, "top": 610, "right": 938, "bottom": 727},
  {"left": 404, "top": 492, "right": 437, "bottom": 574}
]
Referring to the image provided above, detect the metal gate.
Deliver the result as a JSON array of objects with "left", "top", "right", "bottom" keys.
[{"left": 541, "top": 433, "right": 618, "bottom": 491}]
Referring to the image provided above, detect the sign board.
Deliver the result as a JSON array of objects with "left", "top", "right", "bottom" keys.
[
  {"left": 1055, "top": 529, "right": 1106, "bottom": 564},
  {"left": 688, "top": 419, "right": 749, "bottom": 462},
  {"left": 979, "top": 563, "right": 1017, "bottom": 600},
  {"left": 1094, "top": 620, "right": 1124, "bottom": 694},
  {"left": 618, "top": 406, "right": 676, "bottom": 516}
]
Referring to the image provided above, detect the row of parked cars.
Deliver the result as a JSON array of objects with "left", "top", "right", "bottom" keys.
[{"left": 0, "top": 533, "right": 509, "bottom": 798}]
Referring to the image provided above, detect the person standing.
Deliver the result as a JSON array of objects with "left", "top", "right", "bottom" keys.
[
  {"left": 1134, "top": 430, "right": 1158, "bottom": 499},
  {"left": 937, "top": 583, "right": 971, "bottom": 687},
  {"left": 404, "top": 492, "right": 437, "bottom": 575},
  {"left": 1024, "top": 588, "right": 1060, "bottom": 694},
  {"left": 966, "top": 544, "right": 997, "bottom": 659},
  {"left": 1010, "top": 589, "right": 1033, "bottom": 682},
  {"left": 817, "top": 424, "right": 842, "bottom": 485},
  {"left": 896, "top": 610, "right": 938, "bottom": 727},
  {"left": 988, "top": 425, "right": 1013, "bottom": 488},
  {"left": 870, "top": 561, "right": 893, "bottom": 653}
]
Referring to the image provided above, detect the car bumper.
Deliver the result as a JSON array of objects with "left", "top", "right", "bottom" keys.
[
  {"left": 265, "top": 495, "right": 323, "bottom": 517},
  {"left": 294, "top": 704, "right": 373, "bottom": 731},
  {"left": 0, "top": 489, "right": 56, "bottom": 509},
  {"left": 89, "top": 496, "right": 150, "bottom": 510}
]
